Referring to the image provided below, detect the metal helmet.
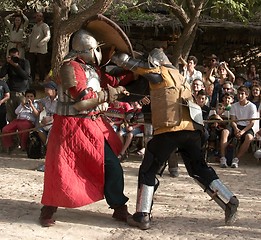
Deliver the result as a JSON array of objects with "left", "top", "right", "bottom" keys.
[
  {"left": 148, "top": 48, "right": 172, "bottom": 67},
  {"left": 71, "top": 29, "right": 102, "bottom": 65}
]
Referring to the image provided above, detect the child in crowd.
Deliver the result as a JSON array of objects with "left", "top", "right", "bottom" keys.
[
  {"left": 221, "top": 92, "right": 234, "bottom": 118},
  {"left": 2, "top": 89, "right": 41, "bottom": 153},
  {"left": 37, "top": 81, "right": 58, "bottom": 145},
  {"left": 117, "top": 101, "right": 144, "bottom": 162},
  {"left": 195, "top": 89, "right": 210, "bottom": 120},
  {"left": 106, "top": 100, "right": 133, "bottom": 132}
]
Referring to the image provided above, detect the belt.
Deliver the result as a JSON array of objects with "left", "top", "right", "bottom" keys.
[{"left": 74, "top": 114, "right": 100, "bottom": 120}]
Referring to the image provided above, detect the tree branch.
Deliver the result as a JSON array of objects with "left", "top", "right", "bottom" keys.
[
  {"left": 59, "top": 0, "right": 113, "bottom": 35},
  {"left": 186, "top": 0, "right": 195, "bottom": 14},
  {"left": 158, "top": 1, "right": 189, "bottom": 26}
]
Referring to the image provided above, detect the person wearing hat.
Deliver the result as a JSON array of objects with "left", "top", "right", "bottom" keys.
[
  {"left": 31, "top": 81, "right": 58, "bottom": 170},
  {"left": 37, "top": 80, "right": 58, "bottom": 145}
]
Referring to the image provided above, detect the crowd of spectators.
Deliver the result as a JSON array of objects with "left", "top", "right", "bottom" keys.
[{"left": 0, "top": 9, "right": 260, "bottom": 171}]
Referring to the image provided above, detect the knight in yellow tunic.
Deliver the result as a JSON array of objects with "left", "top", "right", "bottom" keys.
[{"left": 111, "top": 48, "right": 239, "bottom": 230}]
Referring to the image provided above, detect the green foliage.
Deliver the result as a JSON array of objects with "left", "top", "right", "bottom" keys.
[
  {"left": 107, "top": 2, "right": 155, "bottom": 24},
  {"left": 208, "top": 0, "right": 260, "bottom": 22}
]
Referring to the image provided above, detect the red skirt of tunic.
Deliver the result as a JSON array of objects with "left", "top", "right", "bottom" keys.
[{"left": 41, "top": 114, "right": 122, "bottom": 208}]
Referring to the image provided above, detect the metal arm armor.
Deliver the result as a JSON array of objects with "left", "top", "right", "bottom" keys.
[
  {"left": 111, "top": 53, "right": 146, "bottom": 71},
  {"left": 111, "top": 53, "right": 163, "bottom": 83}
]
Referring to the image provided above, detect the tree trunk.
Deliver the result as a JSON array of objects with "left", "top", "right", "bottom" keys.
[
  {"left": 169, "top": 1, "right": 205, "bottom": 66},
  {"left": 51, "top": 0, "right": 113, "bottom": 78}
]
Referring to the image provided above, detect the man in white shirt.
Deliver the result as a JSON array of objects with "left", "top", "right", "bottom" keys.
[
  {"left": 184, "top": 56, "right": 203, "bottom": 85},
  {"left": 28, "top": 12, "right": 51, "bottom": 83}
]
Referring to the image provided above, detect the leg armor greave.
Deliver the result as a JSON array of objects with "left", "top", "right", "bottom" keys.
[
  {"left": 195, "top": 178, "right": 239, "bottom": 225},
  {"left": 136, "top": 184, "right": 154, "bottom": 213},
  {"left": 209, "top": 179, "right": 235, "bottom": 205}
]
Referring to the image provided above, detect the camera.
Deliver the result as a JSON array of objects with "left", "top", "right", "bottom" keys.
[{"left": 11, "top": 56, "right": 19, "bottom": 63}]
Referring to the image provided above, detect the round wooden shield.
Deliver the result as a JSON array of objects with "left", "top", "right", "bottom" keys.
[{"left": 82, "top": 14, "right": 134, "bottom": 58}]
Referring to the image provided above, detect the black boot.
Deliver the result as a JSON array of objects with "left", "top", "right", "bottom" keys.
[
  {"left": 127, "top": 212, "right": 151, "bottom": 230},
  {"left": 112, "top": 205, "right": 132, "bottom": 222},
  {"left": 39, "top": 206, "right": 57, "bottom": 227},
  {"left": 225, "top": 196, "right": 239, "bottom": 225}
]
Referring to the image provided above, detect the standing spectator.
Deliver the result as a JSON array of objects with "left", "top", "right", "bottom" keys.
[
  {"left": 0, "top": 48, "right": 31, "bottom": 122},
  {"left": 0, "top": 80, "right": 10, "bottom": 131},
  {"left": 183, "top": 56, "right": 203, "bottom": 84},
  {"left": 219, "top": 86, "right": 257, "bottom": 168},
  {"left": 204, "top": 54, "right": 219, "bottom": 84},
  {"left": 4, "top": 10, "right": 29, "bottom": 58},
  {"left": 2, "top": 89, "right": 40, "bottom": 153},
  {"left": 28, "top": 12, "right": 51, "bottom": 83}
]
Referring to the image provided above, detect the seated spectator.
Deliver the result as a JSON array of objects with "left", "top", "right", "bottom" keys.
[
  {"left": 234, "top": 73, "right": 247, "bottom": 90},
  {"left": 249, "top": 84, "right": 261, "bottom": 110},
  {"left": 251, "top": 77, "right": 260, "bottom": 87},
  {"left": 2, "top": 89, "right": 40, "bottom": 153},
  {"left": 117, "top": 101, "right": 144, "bottom": 162},
  {"left": 219, "top": 86, "right": 257, "bottom": 168},
  {"left": 106, "top": 100, "right": 133, "bottom": 132},
  {"left": 221, "top": 92, "right": 235, "bottom": 119},
  {"left": 195, "top": 89, "right": 210, "bottom": 120},
  {"left": 37, "top": 81, "right": 58, "bottom": 145},
  {"left": 211, "top": 79, "right": 235, "bottom": 109},
  {"left": 206, "top": 113, "right": 224, "bottom": 153},
  {"left": 254, "top": 128, "right": 261, "bottom": 159},
  {"left": 0, "top": 80, "right": 10, "bottom": 132},
  {"left": 195, "top": 89, "right": 210, "bottom": 157},
  {"left": 249, "top": 84, "right": 261, "bottom": 131},
  {"left": 191, "top": 78, "right": 205, "bottom": 97},
  {"left": 246, "top": 63, "right": 259, "bottom": 86}
]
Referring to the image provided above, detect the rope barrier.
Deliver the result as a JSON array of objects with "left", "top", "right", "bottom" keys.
[
  {"left": 204, "top": 117, "right": 261, "bottom": 124},
  {"left": 0, "top": 123, "right": 53, "bottom": 138}
]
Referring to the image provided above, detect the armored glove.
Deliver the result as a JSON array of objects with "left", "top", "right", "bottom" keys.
[
  {"left": 111, "top": 53, "right": 130, "bottom": 68},
  {"left": 73, "top": 85, "right": 129, "bottom": 111}
]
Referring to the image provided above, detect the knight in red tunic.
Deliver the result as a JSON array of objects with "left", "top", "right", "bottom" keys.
[{"left": 39, "top": 29, "right": 133, "bottom": 227}]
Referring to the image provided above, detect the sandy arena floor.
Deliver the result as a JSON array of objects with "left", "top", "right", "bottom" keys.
[{"left": 0, "top": 149, "right": 260, "bottom": 240}]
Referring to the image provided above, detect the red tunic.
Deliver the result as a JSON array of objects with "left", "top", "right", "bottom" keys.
[{"left": 41, "top": 60, "right": 122, "bottom": 208}]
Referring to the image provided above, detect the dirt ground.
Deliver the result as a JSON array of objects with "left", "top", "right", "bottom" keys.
[{"left": 0, "top": 148, "right": 260, "bottom": 240}]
